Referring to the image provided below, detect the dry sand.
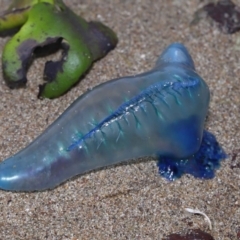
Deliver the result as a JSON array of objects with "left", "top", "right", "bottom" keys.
[{"left": 0, "top": 0, "right": 239, "bottom": 239}]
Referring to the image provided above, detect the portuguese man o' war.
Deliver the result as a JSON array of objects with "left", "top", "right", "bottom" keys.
[{"left": 0, "top": 43, "right": 226, "bottom": 191}]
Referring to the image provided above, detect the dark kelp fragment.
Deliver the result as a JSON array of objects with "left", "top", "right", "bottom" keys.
[
  {"left": 191, "top": 0, "right": 240, "bottom": 34},
  {"left": 230, "top": 148, "right": 240, "bottom": 169},
  {"left": 237, "top": 228, "right": 240, "bottom": 239},
  {"left": 0, "top": 0, "right": 117, "bottom": 98},
  {"left": 163, "top": 229, "right": 215, "bottom": 240}
]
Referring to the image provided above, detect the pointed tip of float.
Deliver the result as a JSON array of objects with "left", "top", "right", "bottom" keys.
[{"left": 156, "top": 43, "right": 195, "bottom": 70}]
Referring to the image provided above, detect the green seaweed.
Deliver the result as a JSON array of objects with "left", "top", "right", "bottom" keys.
[{"left": 0, "top": 0, "right": 117, "bottom": 98}]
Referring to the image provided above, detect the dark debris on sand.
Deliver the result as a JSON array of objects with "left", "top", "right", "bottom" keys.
[
  {"left": 192, "top": 0, "right": 240, "bottom": 34},
  {"left": 163, "top": 228, "right": 215, "bottom": 240}
]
